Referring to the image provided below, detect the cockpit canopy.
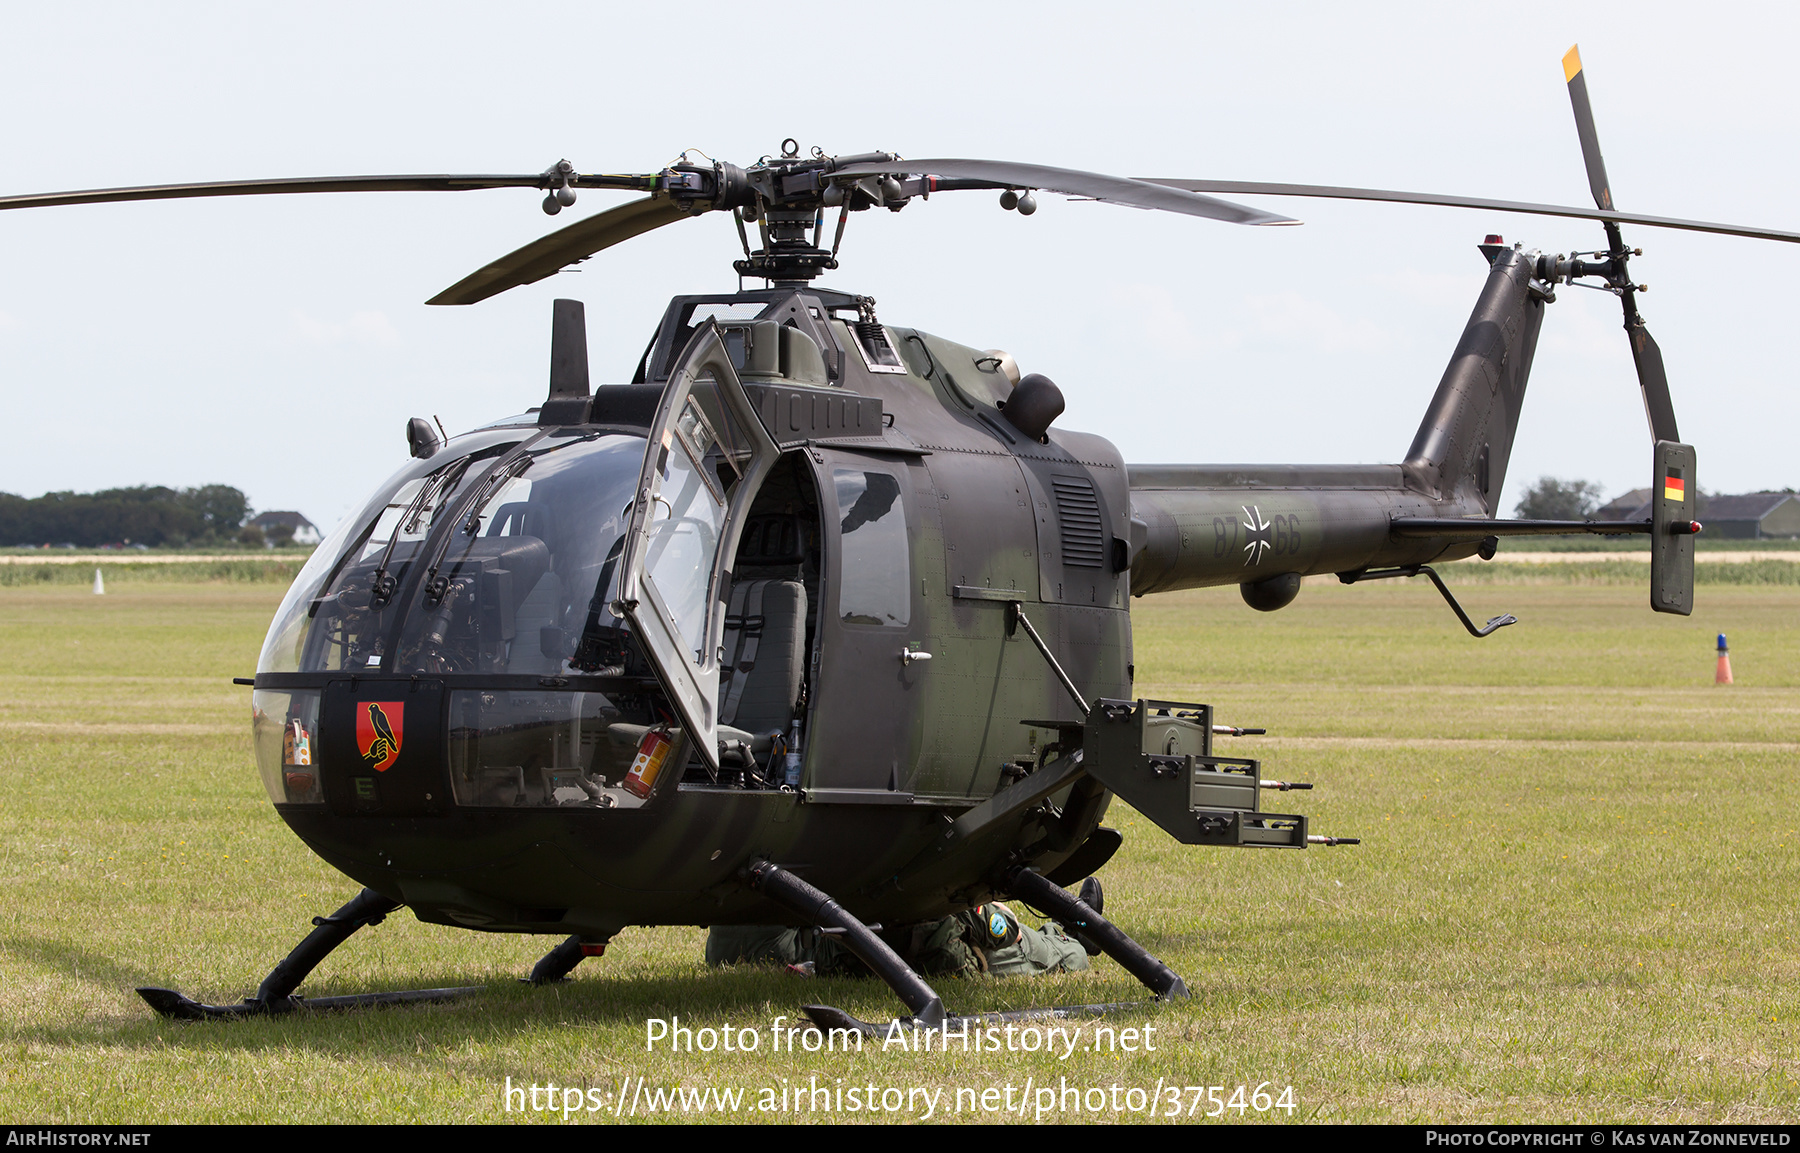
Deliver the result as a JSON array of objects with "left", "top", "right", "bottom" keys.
[{"left": 259, "top": 429, "right": 649, "bottom": 679}]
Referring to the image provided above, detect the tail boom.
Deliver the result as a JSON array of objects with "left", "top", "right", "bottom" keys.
[{"left": 1128, "top": 245, "right": 1553, "bottom": 598}]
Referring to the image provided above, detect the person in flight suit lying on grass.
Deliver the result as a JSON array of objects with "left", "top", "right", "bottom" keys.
[{"left": 706, "top": 879, "right": 1104, "bottom": 979}]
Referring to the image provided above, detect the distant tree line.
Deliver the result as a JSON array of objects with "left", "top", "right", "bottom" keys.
[
  {"left": 0, "top": 485, "right": 251, "bottom": 547},
  {"left": 1513, "top": 477, "right": 1605, "bottom": 520}
]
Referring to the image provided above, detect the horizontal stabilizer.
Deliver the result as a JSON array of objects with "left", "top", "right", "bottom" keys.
[{"left": 1389, "top": 517, "right": 1650, "bottom": 538}]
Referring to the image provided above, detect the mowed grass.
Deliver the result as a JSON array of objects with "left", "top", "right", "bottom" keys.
[{"left": 0, "top": 578, "right": 1795, "bottom": 1124}]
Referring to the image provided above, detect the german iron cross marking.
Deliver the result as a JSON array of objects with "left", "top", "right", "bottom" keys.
[{"left": 1242, "top": 505, "right": 1272, "bottom": 566}]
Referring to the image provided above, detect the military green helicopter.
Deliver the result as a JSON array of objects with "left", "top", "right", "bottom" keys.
[{"left": 3, "top": 48, "right": 1786, "bottom": 1030}]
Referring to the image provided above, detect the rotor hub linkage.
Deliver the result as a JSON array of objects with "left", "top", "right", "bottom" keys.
[
  {"left": 720, "top": 152, "right": 904, "bottom": 282},
  {"left": 539, "top": 159, "right": 578, "bottom": 216}
]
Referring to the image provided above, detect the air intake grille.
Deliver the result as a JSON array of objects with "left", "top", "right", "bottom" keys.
[{"left": 1051, "top": 475, "right": 1105, "bottom": 569}]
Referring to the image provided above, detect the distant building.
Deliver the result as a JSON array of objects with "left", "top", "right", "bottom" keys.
[
  {"left": 1695, "top": 492, "right": 1800, "bottom": 539},
  {"left": 247, "top": 511, "right": 321, "bottom": 546},
  {"left": 1593, "top": 488, "right": 1651, "bottom": 523},
  {"left": 1594, "top": 488, "right": 1799, "bottom": 539}
]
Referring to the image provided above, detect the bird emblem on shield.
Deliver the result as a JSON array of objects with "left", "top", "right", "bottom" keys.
[{"left": 357, "top": 702, "right": 404, "bottom": 772}]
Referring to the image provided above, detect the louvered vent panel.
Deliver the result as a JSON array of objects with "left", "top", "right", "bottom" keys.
[{"left": 1051, "top": 475, "right": 1106, "bottom": 569}]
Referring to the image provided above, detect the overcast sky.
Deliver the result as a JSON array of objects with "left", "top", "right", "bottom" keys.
[{"left": 2, "top": 2, "right": 1794, "bottom": 532}]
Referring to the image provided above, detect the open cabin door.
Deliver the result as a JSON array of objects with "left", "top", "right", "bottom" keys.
[{"left": 615, "top": 321, "right": 780, "bottom": 774}]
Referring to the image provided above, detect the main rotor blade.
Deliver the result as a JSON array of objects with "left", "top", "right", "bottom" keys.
[
  {"left": 0, "top": 173, "right": 560, "bottom": 212},
  {"left": 1629, "top": 321, "right": 1680, "bottom": 443},
  {"left": 427, "top": 196, "right": 694, "bottom": 306},
  {"left": 1563, "top": 45, "right": 1615, "bottom": 212},
  {"left": 831, "top": 159, "right": 1300, "bottom": 226},
  {"left": 1134, "top": 179, "right": 1800, "bottom": 244}
]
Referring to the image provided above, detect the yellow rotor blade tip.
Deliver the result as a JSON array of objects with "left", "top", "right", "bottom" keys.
[{"left": 1562, "top": 45, "right": 1583, "bottom": 83}]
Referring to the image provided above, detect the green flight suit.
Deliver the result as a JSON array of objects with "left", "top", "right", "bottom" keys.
[{"left": 705, "top": 904, "right": 1087, "bottom": 979}]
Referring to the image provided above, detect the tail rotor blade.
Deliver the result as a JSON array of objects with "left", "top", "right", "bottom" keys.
[
  {"left": 1628, "top": 321, "right": 1681, "bottom": 443},
  {"left": 1563, "top": 45, "right": 1615, "bottom": 212},
  {"left": 1564, "top": 47, "right": 1681, "bottom": 446}
]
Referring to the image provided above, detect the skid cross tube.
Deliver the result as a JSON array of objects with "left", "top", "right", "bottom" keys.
[
  {"left": 525, "top": 933, "right": 613, "bottom": 984},
  {"left": 527, "top": 935, "right": 587, "bottom": 985},
  {"left": 745, "top": 860, "right": 947, "bottom": 1028},
  {"left": 136, "top": 888, "right": 485, "bottom": 1019},
  {"left": 1000, "top": 866, "right": 1190, "bottom": 1000},
  {"left": 252, "top": 887, "right": 402, "bottom": 1004}
]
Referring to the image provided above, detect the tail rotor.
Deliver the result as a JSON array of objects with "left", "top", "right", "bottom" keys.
[
  {"left": 1560, "top": 45, "right": 1681, "bottom": 444},
  {"left": 1561, "top": 45, "right": 1696, "bottom": 613}
]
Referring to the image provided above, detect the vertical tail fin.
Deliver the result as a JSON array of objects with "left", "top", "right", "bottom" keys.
[{"left": 1403, "top": 245, "right": 1549, "bottom": 511}]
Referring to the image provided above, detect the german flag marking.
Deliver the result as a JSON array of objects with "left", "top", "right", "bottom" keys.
[
  {"left": 1664, "top": 470, "right": 1686, "bottom": 502},
  {"left": 1563, "top": 45, "right": 1583, "bottom": 83}
]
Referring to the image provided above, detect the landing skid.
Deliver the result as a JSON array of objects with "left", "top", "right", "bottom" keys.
[
  {"left": 136, "top": 887, "right": 482, "bottom": 1020},
  {"left": 136, "top": 984, "right": 483, "bottom": 1020},
  {"left": 801, "top": 999, "right": 1156, "bottom": 1038}
]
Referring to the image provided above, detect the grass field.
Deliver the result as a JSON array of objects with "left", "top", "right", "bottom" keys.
[{"left": 1, "top": 571, "right": 1795, "bottom": 1124}]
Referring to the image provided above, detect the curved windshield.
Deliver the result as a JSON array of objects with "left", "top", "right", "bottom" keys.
[
  {"left": 393, "top": 433, "right": 647, "bottom": 676},
  {"left": 257, "top": 429, "right": 526, "bottom": 675},
  {"left": 260, "top": 431, "right": 652, "bottom": 678}
]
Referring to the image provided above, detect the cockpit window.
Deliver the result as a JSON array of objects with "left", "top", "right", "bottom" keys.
[
  {"left": 834, "top": 467, "right": 910, "bottom": 627},
  {"left": 256, "top": 431, "right": 647, "bottom": 677},
  {"left": 256, "top": 433, "right": 520, "bottom": 675},
  {"left": 393, "top": 434, "right": 647, "bottom": 676},
  {"left": 476, "top": 412, "right": 540, "bottom": 430},
  {"left": 641, "top": 398, "right": 732, "bottom": 662},
  {"left": 689, "top": 303, "right": 766, "bottom": 325}
]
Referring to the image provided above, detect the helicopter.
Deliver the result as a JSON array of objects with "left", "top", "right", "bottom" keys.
[{"left": 2, "top": 47, "right": 1788, "bottom": 1031}]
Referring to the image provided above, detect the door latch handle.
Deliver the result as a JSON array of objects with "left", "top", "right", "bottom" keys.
[{"left": 901, "top": 647, "right": 932, "bottom": 666}]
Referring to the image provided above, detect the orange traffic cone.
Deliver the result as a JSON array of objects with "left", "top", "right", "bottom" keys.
[{"left": 1716, "top": 634, "right": 1733, "bottom": 686}]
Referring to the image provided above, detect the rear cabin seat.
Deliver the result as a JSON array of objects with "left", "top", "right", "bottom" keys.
[
  {"left": 715, "top": 511, "right": 810, "bottom": 759},
  {"left": 605, "top": 512, "right": 812, "bottom": 772},
  {"left": 717, "top": 578, "right": 806, "bottom": 743}
]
